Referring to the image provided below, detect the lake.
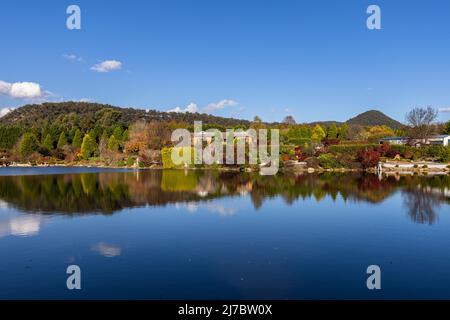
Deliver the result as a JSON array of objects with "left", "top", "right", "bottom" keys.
[{"left": 0, "top": 167, "right": 449, "bottom": 299}]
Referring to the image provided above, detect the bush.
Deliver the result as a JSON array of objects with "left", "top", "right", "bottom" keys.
[
  {"left": 357, "top": 149, "right": 380, "bottom": 168},
  {"left": 126, "top": 157, "right": 135, "bottom": 166},
  {"left": 317, "top": 153, "right": 341, "bottom": 169},
  {"left": 438, "top": 146, "right": 450, "bottom": 163},
  {"left": 404, "top": 150, "right": 414, "bottom": 159},
  {"left": 329, "top": 144, "right": 378, "bottom": 154},
  {"left": 161, "top": 147, "right": 195, "bottom": 169}
]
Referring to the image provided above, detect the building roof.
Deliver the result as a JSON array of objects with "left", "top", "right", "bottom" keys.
[{"left": 379, "top": 137, "right": 406, "bottom": 141}]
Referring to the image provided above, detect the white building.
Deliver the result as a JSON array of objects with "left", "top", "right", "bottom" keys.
[{"left": 380, "top": 135, "right": 450, "bottom": 147}]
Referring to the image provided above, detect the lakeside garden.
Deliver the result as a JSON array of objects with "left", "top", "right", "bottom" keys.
[{"left": 0, "top": 103, "right": 449, "bottom": 171}]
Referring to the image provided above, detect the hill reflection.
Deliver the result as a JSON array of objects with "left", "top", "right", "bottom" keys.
[{"left": 0, "top": 170, "right": 449, "bottom": 224}]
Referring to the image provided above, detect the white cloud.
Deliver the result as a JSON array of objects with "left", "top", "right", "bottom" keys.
[
  {"left": 0, "top": 80, "right": 43, "bottom": 99},
  {"left": 0, "top": 107, "right": 14, "bottom": 118},
  {"left": 168, "top": 99, "right": 238, "bottom": 114},
  {"left": 168, "top": 102, "right": 199, "bottom": 113},
  {"left": 439, "top": 107, "right": 450, "bottom": 113},
  {"left": 91, "top": 60, "right": 122, "bottom": 73},
  {"left": 63, "top": 53, "right": 83, "bottom": 62},
  {"left": 203, "top": 99, "right": 238, "bottom": 113}
]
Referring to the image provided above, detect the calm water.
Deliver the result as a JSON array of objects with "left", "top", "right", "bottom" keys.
[{"left": 0, "top": 167, "right": 449, "bottom": 299}]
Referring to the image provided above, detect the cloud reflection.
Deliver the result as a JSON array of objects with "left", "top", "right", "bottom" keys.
[
  {"left": 0, "top": 216, "right": 41, "bottom": 238},
  {"left": 91, "top": 242, "right": 122, "bottom": 258}
]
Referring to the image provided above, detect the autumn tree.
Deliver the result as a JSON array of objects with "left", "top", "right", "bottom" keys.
[{"left": 124, "top": 121, "right": 149, "bottom": 154}]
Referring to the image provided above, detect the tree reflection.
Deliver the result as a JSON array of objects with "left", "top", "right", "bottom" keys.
[
  {"left": 0, "top": 170, "right": 448, "bottom": 224},
  {"left": 403, "top": 188, "right": 441, "bottom": 225}
]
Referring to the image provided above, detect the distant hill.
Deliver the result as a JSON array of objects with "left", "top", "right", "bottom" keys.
[
  {"left": 308, "top": 120, "right": 344, "bottom": 127},
  {"left": 0, "top": 103, "right": 403, "bottom": 131},
  {"left": 346, "top": 110, "right": 403, "bottom": 129},
  {"left": 0, "top": 102, "right": 250, "bottom": 129}
]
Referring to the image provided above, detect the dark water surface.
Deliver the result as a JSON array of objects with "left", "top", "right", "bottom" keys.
[{"left": 0, "top": 167, "right": 449, "bottom": 299}]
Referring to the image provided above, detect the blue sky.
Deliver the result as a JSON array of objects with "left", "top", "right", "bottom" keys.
[{"left": 0, "top": 0, "right": 449, "bottom": 123}]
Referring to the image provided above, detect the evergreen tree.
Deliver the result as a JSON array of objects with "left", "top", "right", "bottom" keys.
[
  {"left": 327, "top": 123, "right": 339, "bottom": 139},
  {"left": 112, "top": 125, "right": 123, "bottom": 141},
  {"left": 72, "top": 129, "right": 83, "bottom": 149},
  {"left": 19, "top": 133, "right": 39, "bottom": 157},
  {"left": 80, "top": 134, "right": 96, "bottom": 159},
  {"left": 43, "top": 134, "right": 54, "bottom": 150},
  {"left": 57, "top": 131, "right": 67, "bottom": 149},
  {"left": 339, "top": 123, "right": 349, "bottom": 140},
  {"left": 108, "top": 135, "right": 120, "bottom": 151}
]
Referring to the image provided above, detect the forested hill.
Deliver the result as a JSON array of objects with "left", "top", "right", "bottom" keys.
[
  {"left": 0, "top": 102, "right": 250, "bottom": 129},
  {"left": 346, "top": 110, "right": 403, "bottom": 129}
]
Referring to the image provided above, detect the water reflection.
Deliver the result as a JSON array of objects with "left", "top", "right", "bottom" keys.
[
  {"left": 91, "top": 242, "right": 122, "bottom": 258},
  {"left": 0, "top": 170, "right": 449, "bottom": 225},
  {"left": 0, "top": 215, "right": 42, "bottom": 238}
]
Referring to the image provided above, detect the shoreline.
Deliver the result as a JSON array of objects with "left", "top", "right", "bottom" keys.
[{"left": 2, "top": 162, "right": 449, "bottom": 175}]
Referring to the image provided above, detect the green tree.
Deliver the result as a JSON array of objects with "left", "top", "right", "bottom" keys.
[
  {"left": 57, "top": 131, "right": 67, "bottom": 149},
  {"left": 108, "top": 135, "right": 120, "bottom": 151},
  {"left": 339, "top": 123, "right": 349, "bottom": 140},
  {"left": 19, "top": 133, "right": 39, "bottom": 157},
  {"left": 43, "top": 134, "right": 54, "bottom": 150},
  {"left": 80, "top": 134, "right": 96, "bottom": 159},
  {"left": 311, "top": 125, "right": 326, "bottom": 142},
  {"left": 112, "top": 125, "right": 123, "bottom": 141},
  {"left": 72, "top": 129, "right": 83, "bottom": 149},
  {"left": 327, "top": 123, "right": 338, "bottom": 139},
  {"left": 444, "top": 121, "right": 450, "bottom": 135}
]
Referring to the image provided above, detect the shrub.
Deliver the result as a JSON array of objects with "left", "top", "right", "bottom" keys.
[
  {"left": 356, "top": 149, "right": 380, "bottom": 168},
  {"left": 317, "top": 153, "right": 341, "bottom": 169},
  {"left": 438, "top": 147, "right": 450, "bottom": 163},
  {"left": 161, "top": 147, "right": 195, "bottom": 169},
  {"left": 322, "top": 138, "right": 340, "bottom": 147},
  {"left": 403, "top": 150, "right": 414, "bottom": 159},
  {"left": 329, "top": 144, "right": 378, "bottom": 154},
  {"left": 423, "top": 145, "right": 443, "bottom": 158},
  {"left": 126, "top": 157, "right": 135, "bottom": 166}
]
